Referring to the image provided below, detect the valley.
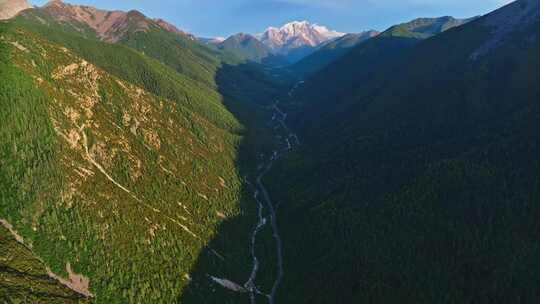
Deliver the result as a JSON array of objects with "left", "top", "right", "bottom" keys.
[
  {"left": 251, "top": 99, "right": 299, "bottom": 304},
  {"left": 2, "top": 0, "right": 540, "bottom": 303},
  {"left": 207, "top": 88, "right": 301, "bottom": 304}
]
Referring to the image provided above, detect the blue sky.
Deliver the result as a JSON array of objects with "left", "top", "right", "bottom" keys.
[{"left": 29, "top": 0, "right": 513, "bottom": 38}]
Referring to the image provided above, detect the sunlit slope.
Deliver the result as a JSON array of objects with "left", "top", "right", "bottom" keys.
[
  {"left": 0, "top": 22, "right": 260, "bottom": 303},
  {"left": 0, "top": 225, "right": 90, "bottom": 303},
  {"left": 15, "top": 4, "right": 283, "bottom": 107}
]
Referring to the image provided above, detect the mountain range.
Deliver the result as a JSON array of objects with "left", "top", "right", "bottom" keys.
[
  {"left": 203, "top": 20, "right": 355, "bottom": 64},
  {"left": 25, "top": 0, "right": 195, "bottom": 43},
  {"left": 2, "top": 0, "right": 540, "bottom": 303},
  {"left": 257, "top": 21, "right": 345, "bottom": 51},
  {"left": 255, "top": 20, "right": 345, "bottom": 62}
]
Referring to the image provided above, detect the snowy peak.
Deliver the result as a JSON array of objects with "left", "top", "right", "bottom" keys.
[
  {"left": 311, "top": 23, "right": 346, "bottom": 39},
  {"left": 257, "top": 20, "right": 345, "bottom": 53},
  {"left": 269, "top": 21, "right": 339, "bottom": 39},
  {"left": 199, "top": 37, "right": 225, "bottom": 45},
  {"left": 0, "top": 0, "right": 31, "bottom": 20}
]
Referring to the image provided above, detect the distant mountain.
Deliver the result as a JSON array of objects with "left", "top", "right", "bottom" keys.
[
  {"left": 292, "top": 30, "right": 379, "bottom": 76},
  {"left": 21, "top": 0, "right": 193, "bottom": 43},
  {"left": 199, "top": 36, "right": 226, "bottom": 45},
  {"left": 386, "top": 16, "right": 477, "bottom": 39},
  {"left": 16, "top": 0, "right": 227, "bottom": 86},
  {"left": 204, "top": 20, "right": 347, "bottom": 65},
  {"left": 256, "top": 21, "right": 346, "bottom": 63},
  {"left": 0, "top": 0, "right": 31, "bottom": 20},
  {"left": 217, "top": 33, "right": 272, "bottom": 62},
  {"left": 153, "top": 18, "right": 196, "bottom": 40},
  {"left": 212, "top": 33, "right": 289, "bottom": 66}
]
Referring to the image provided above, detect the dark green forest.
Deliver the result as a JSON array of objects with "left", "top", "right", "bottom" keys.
[
  {"left": 2, "top": 0, "right": 540, "bottom": 303},
  {"left": 267, "top": 5, "right": 540, "bottom": 303}
]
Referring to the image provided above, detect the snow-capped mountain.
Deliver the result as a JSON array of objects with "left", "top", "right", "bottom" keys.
[
  {"left": 0, "top": 0, "right": 32, "bottom": 20},
  {"left": 199, "top": 36, "right": 226, "bottom": 46},
  {"left": 257, "top": 21, "right": 346, "bottom": 54}
]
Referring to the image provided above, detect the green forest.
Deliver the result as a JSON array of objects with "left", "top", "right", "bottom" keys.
[
  {"left": 2, "top": 0, "right": 540, "bottom": 303},
  {"left": 0, "top": 14, "right": 278, "bottom": 303}
]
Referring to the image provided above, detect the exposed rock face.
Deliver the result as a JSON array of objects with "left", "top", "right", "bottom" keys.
[
  {"left": 0, "top": 0, "right": 31, "bottom": 20},
  {"left": 25, "top": 0, "right": 191, "bottom": 43},
  {"left": 39, "top": 1, "right": 148, "bottom": 42},
  {"left": 154, "top": 18, "right": 196, "bottom": 40}
]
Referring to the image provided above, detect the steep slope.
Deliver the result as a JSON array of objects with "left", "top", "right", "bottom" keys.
[
  {"left": 15, "top": 1, "right": 284, "bottom": 108},
  {"left": 257, "top": 21, "right": 345, "bottom": 62},
  {"left": 0, "top": 224, "right": 89, "bottom": 303},
  {"left": 0, "top": 16, "right": 275, "bottom": 304},
  {"left": 29, "top": 0, "right": 193, "bottom": 43},
  {"left": 16, "top": 1, "right": 223, "bottom": 87},
  {"left": 390, "top": 16, "right": 476, "bottom": 39},
  {"left": 153, "top": 18, "right": 195, "bottom": 40},
  {"left": 291, "top": 30, "right": 379, "bottom": 76},
  {"left": 290, "top": 16, "right": 474, "bottom": 117},
  {"left": 268, "top": 1, "right": 540, "bottom": 303},
  {"left": 0, "top": 0, "right": 31, "bottom": 20}
]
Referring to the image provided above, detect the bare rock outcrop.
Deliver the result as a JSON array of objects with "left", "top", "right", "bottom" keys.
[{"left": 0, "top": 0, "right": 31, "bottom": 20}]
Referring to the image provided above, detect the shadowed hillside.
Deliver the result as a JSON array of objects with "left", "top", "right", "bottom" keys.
[{"left": 267, "top": 1, "right": 540, "bottom": 303}]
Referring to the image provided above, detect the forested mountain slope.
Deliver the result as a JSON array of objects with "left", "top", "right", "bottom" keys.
[
  {"left": 291, "top": 30, "right": 379, "bottom": 77},
  {"left": 1, "top": 223, "right": 89, "bottom": 303},
  {"left": 268, "top": 0, "right": 540, "bottom": 303},
  {"left": 18, "top": 0, "right": 220, "bottom": 85},
  {"left": 214, "top": 33, "right": 273, "bottom": 64},
  {"left": 15, "top": 0, "right": 284, "bottom": 102},
  {"left": 0, "top": 7, "right": 278, "bottom": 302},
  {"left": 289, "top": 16, "right": 474, "bottom": 116}
]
